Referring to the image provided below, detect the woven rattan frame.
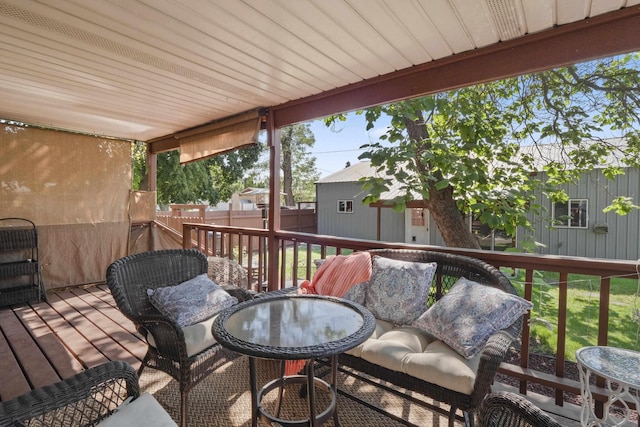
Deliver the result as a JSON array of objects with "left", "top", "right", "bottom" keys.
[
  {"left": 106, "top": 249, "right": 253, "bottom": 427},
  {"left": 306, "top": 249, "right": 523, "bottom": 427},
  {"left": 478, "top": 391, "right": 563, "bottom": 426},
  {"left": 0, "top": 361, "right": 139, "bottom": 426},
  {"left": 207, "top": 256, "right": 256, "bottom": 301}
]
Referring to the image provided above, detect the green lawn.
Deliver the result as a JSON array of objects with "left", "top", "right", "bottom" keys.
[{"left": 506, "top": 269, "right": 640, "bottom": 361}]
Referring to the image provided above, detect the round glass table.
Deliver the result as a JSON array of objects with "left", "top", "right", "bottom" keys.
[
  {"left": 213, "top": 293, "right": 376, "bottom": 427},
  {"left": 576, "top": 346, "right": 640, "bottom": 426}
]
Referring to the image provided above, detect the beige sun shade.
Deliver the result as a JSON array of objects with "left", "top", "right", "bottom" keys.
[{"left": 178, "top": 109, "right": 262, "bottom": 164}]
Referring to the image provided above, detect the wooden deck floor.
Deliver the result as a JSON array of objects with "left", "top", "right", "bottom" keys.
[{"left": 0, "top": 284, "right": 146, "bottom": 402}]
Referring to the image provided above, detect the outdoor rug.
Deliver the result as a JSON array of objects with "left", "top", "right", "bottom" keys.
[{"left": 139, "top": 356, "right": 463, "bottom": 426}]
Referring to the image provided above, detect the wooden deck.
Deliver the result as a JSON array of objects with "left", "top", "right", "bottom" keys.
[{"left": 0, "top": 284, "right": 146, "bottom": 402}]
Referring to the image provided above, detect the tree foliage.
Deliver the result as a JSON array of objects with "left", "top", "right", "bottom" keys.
[
  {"left": 133, "top": 142, "right": 262, "bottom": 207},
  {"left": 248, "top": 123, "right": 320, "bottom": 205},
  {"left": 327, "top": 54, "right": 640, "bottom": 249}
]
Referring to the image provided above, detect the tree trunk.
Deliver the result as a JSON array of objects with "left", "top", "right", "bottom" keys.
[
  {"left": 404, "top": 116, "right": 481, "bottom": 249},
  {"left": 425, "top": 187, "right": 481, "bottom": 249},
  {"left": 281, "top": 127, "right": 295, "bottom": 206}
]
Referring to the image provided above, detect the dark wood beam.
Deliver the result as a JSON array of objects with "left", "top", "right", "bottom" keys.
[{"left": 272, "top": 6, "right": 640, "bottom": 127}]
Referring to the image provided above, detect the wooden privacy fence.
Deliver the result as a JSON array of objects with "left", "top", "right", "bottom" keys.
[{"left": 156, "top": 205, "right": 316, "bottom": 235}]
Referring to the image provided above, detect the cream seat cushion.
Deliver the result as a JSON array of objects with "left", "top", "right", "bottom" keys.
[
  {"left": 147, "top": 314, "right": 218, "bottom": 357},
  {"left": 97, "top": 392, "right": 177, "bottom": 426},
  {"left": 345, "top": 319, "right": 481, "bottom": 395}
]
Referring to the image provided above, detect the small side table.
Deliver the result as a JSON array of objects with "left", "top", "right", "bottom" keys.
[{"left": 576, "top": 346, "right": 640, "bottom": 426}]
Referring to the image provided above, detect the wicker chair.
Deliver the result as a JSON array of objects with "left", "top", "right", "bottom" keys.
[
  {"left": 106, "top": 249, "right": 253, "bottom": 427},
  {"left": 478, "top": 391, "right": 563, "bottom": 426},
  {"left": 330, "top": 249, "right": 524, "bottom": 427},
  {"left": 0, "top": 361, "right": 139, "bottom": 426},
  {"left": 207, "top": 255, "right": 256, "bottom": 300}
]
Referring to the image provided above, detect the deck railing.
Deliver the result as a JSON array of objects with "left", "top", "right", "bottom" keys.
[{"left": 182, "top": 222, "right": 640, "bottom": 414}]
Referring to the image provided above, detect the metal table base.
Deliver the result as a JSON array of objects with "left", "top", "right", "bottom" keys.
[{"left": 249, "top": 355, "right": 339, "bottom": 427}]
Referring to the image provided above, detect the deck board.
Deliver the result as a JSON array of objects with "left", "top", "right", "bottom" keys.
[
  {"left": 0, "top": 285, "right": 147, "bottom": 402},
  {"left": 36, "top": 294, "right": 111, "bottom": 369},
  {"left": 64, "top": 289, "right": 144, "bottom": 367},
  {"left": 0, "top": 321, "right": 31, "bottom": 401},
  {"left": 0, "top": 309, "right": 59, "bottom": 392},
  {"left": 12, "top": 304, "right": 83, "bottom": 379}
]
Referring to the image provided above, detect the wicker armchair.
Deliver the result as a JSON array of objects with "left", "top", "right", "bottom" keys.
[
  {"left": 106, "top": 249, "right": 253, "bottom": 427},
  {"left": 478, "top": 391, "right": 563, "bottom": 426},
  {"left": 0, "top": 361, "right": 139, "bottom": 426},
  {"left": 207, "top": 255, "right": 256, "bottom": 300}
]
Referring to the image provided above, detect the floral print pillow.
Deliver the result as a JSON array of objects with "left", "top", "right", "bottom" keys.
[
  {"left": 148, "top": 273, "right": 237, "bottom": 327},
  {"left": 342, "top": 281, "right": 368, "bottom": 306},
  {"left": 412, "top": 277, "right": 532, "bottom": 359},
  {"left": 364, "top": 256, "right": 437, "bottom": 325}
]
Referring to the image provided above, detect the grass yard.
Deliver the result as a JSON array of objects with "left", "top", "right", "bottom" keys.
[{"left": 506, "top": 268, "right": 640, "bottom": 361}]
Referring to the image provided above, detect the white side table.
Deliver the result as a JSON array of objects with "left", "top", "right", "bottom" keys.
[{"left": 576, "top": 346, "right": 640, "bottom": 426}]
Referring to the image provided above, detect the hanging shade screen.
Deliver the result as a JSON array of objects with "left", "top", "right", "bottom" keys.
[{"left": 178, "top": 109, "right": 262, "bottom": 164}]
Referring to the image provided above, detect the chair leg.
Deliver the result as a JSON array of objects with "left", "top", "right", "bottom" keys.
[
  {"left": 137, "top": 353, "right": 150, "bottom": 377},
  {"left": 181, "top": 391, "right": 188, "bottom": 427},
  {"left": 464, "top": 410, "right": 474, "bottom": 427}
]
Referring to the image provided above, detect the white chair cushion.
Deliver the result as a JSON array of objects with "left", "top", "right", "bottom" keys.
[
  {"left": 350, "top": 319, "right": 480, "bottom": 395},
  {"left": 147, "top": 315, "right": 218, "bottom": 357},
  {"left": 97, "top": 392, "right": 176, "bottom": 426}
]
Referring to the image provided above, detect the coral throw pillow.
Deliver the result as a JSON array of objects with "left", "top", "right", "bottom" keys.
[{"left": 298, "top": 252, "right": 372, "bottom": 297}]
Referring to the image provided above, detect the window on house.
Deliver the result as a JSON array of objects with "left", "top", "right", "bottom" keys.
[
  {"left": 553, "top": 199, "right": 588, "bottom": 228},
  {"left": 337, "top": 200, "right": 354, "bottom": 213}
]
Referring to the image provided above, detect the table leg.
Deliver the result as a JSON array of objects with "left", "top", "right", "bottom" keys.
[
  {"left": 275, "top": 360, "right": 286, "bottom": 418},
  {"left": 331, "top": 354, "right": 340, "bottom": 427},
  {"left": 307, "top": 359, "right": 317, "bottom": 427},
  {"left": 249, "top": 357, "right": 258, "bottom": 427},
  {"left": 578, "top": 360, "right": 640, "bottom": 426}
]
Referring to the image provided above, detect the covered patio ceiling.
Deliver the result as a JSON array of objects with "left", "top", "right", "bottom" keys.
[{"left": 1, "top": 0, "right": 640, "bottom": 152}]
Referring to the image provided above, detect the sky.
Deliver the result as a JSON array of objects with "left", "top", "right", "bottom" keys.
[{"left": 306, "top": 112, "right": 391, "bottom": 178}]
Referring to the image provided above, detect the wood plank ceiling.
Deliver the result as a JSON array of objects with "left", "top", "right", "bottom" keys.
[{"left": 0, "top": 0, "right": 639, "bottom": 143}]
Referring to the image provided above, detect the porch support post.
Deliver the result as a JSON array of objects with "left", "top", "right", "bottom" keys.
[
  {"left": 147, "top": 150, "right": 157, "bottom": 192},
  {"left": 266, "top": 109, "right": 281, "bottom": 291}
]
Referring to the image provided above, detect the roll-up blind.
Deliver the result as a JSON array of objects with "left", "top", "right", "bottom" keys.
[{"left": 177, "top": 109, "right": 262, "bottom": 164}]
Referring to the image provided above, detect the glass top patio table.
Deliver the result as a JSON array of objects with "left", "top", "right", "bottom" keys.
[
  {"left": 213, "top": 293, "right": 375, "bottom": 360},
  {"left": 213, "top": 294, "right": 376, "bottom": 427}
]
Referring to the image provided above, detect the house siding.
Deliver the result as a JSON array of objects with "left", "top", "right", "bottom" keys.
[
  {"left": 317, "top": 182, "right": 405, "bottom": 242},
  {"left": 521, "top": 168, "right": 640, "bottom": 261}
]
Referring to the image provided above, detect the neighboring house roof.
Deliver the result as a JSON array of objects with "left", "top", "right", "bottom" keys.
[
  {"left": 516, "top": 138, "right": 628, "bottom": 171},
  {"left": 239, "top": 187, "right": 271, "bottom": 195},
  {"left": 317, "top": 162, "right": 377, "bottom": 184},
  {"left": 317, "top": 161, "right": 422, "bottom": 203}
]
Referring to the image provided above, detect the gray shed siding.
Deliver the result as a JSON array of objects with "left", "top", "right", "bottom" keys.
[
  {"left": 521, "top": 168, "right": 640, "bottom": 261},
  {"left": 316, "top": 182, "right": 405, "bottom": 242}
]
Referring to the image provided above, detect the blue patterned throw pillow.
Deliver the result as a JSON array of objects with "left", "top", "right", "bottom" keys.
[
  {"left": 364, "top": 256, "right": 437, "bottom": 325},
  {"left": 342, "top": 281, "right": 368, "bottom": 306},
  {"left": 412, "top": 277, "right": 532, "bottom": 359},
  {"left": 148, "top": 273, "right": 237, "bottom": 327}
]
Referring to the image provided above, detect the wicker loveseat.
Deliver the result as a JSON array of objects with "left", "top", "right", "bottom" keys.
[{"left": 302, "top": 249, "right": 527, "bottom": 427}]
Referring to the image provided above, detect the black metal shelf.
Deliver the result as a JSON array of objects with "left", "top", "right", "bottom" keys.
[{"left": 0, "top": 218, "right": 46, "bottom": 306}]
